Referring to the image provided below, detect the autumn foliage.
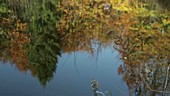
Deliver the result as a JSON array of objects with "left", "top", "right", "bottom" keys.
[{"left": 0, "top": 0, "right": 170, "bottom": 90}]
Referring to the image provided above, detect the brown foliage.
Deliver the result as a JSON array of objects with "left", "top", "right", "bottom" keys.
[{"left": 8, "top": 20, "right": 30, "bottom": 72}]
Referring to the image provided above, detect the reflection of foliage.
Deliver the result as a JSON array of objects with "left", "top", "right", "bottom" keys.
[
  {"left": 0, "top": 1, "right": 7, "bottom": 15},
  {"left": 1, "top": 0, "right": 170, "bottom": 91},
  {"left": 116, "top": 8, "right": 170, "bottom": 95},
  {"left": 0, "top": 11, "right": 29, "bottom": 66},
  {"left": 155, "top": 0, "right": 170, "bottom": 10},
  {"left": 27, "top": 31, "right": 60, "bottom": 86},
  {"left": 25, "top": 0, "right": 61, "bottom": 86},
  {"left": 0, "top": 0, "right": 61, "bottom": 86},
  {"left": 9, "top": 20, "right": 30, "bottom": 72},
  {"left": 58, "top": 0, "right": 120, "bottom": 53},
  {"left": 58, "top": 2, "right": 170, "bottom": 94},
  {"left": 0, "top": 18, "right": 10, "bottom": 47},
  {"left": 0, "top": 17, "right": 12, "bottom": 61}
]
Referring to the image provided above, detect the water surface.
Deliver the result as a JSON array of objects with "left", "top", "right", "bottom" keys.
[{"left": 0, "top": 43, "right": 128, "bottom": 96}]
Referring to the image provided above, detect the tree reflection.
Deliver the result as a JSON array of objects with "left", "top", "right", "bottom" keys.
[
  {"left": 0, "top": 0, "right": 61, "bottom": 86},
  {"left": 27, "top": 31, "right": 60, "bottom": 86},
  {"left": 25, "top": 0, "right": 61, "bottom": 86},
  {"left": 1, "top": 0, "right": 170, "bottom": 93},
  {"left": 0, "top": 16, "right": 61, "bottom": 86},
  {"left": 116, "top": 13, "right": 170, "bottom": 96}
]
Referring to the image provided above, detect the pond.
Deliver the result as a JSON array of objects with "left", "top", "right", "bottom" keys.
[
  {"left": 0, "top": 0, "right": 170, "bottom": 96},
  {"left": 0, "top": 40, "right": 128, "bottom": 96}
]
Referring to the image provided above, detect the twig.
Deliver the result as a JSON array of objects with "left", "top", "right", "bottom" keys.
[
  {"left": 139, "top": 73, "right": 170, "bottom": 94},
  {"left": 164, "top": 66, "right": 170, "bottom": 89}
]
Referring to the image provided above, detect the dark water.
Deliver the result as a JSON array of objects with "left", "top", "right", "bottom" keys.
[{"left": 0, "top": 43, "right": 128, "bottom": 96}]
